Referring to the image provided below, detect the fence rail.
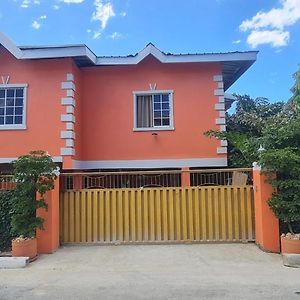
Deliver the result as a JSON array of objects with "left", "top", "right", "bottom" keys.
[
  {"left": 0, "top": 175, "right": 14, "bottom": 190},
  {"left": 60, "top": 168, "right": 253, "bottom": 191}
]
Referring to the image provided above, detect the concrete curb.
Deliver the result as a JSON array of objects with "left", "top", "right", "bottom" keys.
[
  {"left": 0, "top": 257, "right": 29, "bottom": 269},
  {"left": 282, "top": 254, "right": 300, "bottom": 268}
]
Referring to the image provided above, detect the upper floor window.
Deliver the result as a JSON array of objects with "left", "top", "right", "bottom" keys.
[
  {"left": 133, "top": 90, "right": 174, "bottom": 131},
  {"left": 0, "top": 84, "right": 27, "bottom": 130}
]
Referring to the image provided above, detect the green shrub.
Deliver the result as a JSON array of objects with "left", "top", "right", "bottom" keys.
[{"left": 0, "top": 190, "right": 13, "bottom": 251}]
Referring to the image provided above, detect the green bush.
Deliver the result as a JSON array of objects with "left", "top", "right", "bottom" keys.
[{"left": 0, "top": 190, "right": 13, "bottom": 251}]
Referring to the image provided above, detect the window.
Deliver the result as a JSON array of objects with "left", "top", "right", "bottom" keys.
[
  {"left": 134, "top": 91, "right": 174, "bottom": 130},
  {"left": 0, "top": 85, "right": 27, "bottom": 130}
]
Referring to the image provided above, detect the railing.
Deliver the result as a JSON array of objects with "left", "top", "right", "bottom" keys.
[
  {"left": 0, "top": 175, "right": 15, "bottom": 190},
  {"left": 60, "top": 168, "right": 252, "bottom": 191}
]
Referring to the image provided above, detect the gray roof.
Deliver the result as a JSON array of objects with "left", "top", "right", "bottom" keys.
[{"left": 0, "top": 33, "right": 257, "bottom": 91}]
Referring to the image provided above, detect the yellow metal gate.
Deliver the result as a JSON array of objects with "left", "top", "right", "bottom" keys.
[{"left": 60, "top": 186, "right": 255, "bottom": 244}]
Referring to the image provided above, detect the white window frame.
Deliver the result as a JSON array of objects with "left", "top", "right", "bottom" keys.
[
  {"left": 133, "top": 90, "right": 174, "bottom": 131},
  {"left": 0, "top": 83, "right": 28, "bottom": 130}
]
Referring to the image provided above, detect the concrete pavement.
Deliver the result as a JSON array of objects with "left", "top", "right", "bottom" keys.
[{"left": 0, "top": 243, "right": 299, "bottom": 299}]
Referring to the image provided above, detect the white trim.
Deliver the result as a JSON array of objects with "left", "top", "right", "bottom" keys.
[
  {"left": 0, "top": 32, "right": 23, "bottom": 59},
  {"left": 0, "top": 156, "right": 63, "bottom": 163},
  {"left": 215, "top": 118, "right": 226, "bottom": 125},
  {"left": 61, "top": 114, "right": 75, "bottom": 123},
  {"left": 133, "top": 90, "right": 174, "bottom": 95},
  {"left": 66, "top": 90, "right": 74, "bottom": 97},
  {"left": 60, "top": 148, "right": 75, "bottom": 156},
  {"left": 0, "top": 84, "right": 28, "bottom": 88},
  {"left": 65, "top": 139, "right": 74, "bottom": 147},
  {"left": 0, "top": 85, "right": 27, "bottom": 130},
  {"left": 61, "top": 82, "right": 75, "bottom": 91},
  {"left": 66, "top": 122, "right": 74, "bottom": 130},
  {"left": 218, "top": 82, "right": 224, "bottom": 89},
  {"left": 66, "top": 106, "right": 74, "bottom": 114},
  {"left": 220, "top": 140, "right": 228, "bottom": 147},
  {"left": 224, "top": 93, "right": 237, "bottom": 101},
  {"left": 214, "top": 89, "right": 224, "bottom": 96},
  {"left": 220, "top": 125, "right": 226, "bottom": 132},
  {"left": 219, "top": 111, "right": 225, "bottom": 118},
  {"left": 133, "top": 90, "right": 174, "bottom": 131},
  {"left": 213, "top": 75, "right": 223, "bottom": 82},
  {"left": 60, "top": 131, "right": 75, "bottom": 139},
  {"left": 66, "top": 73, "right": 74, "bottom": 81},
  {"left": 72, "top": 158, "right": 228, "bottom": 169},
  {"left": 215, "top": 103, "right": 225, "bottom": 111},
  {"left": 61, "top": 97, "right": 75, "bottom": 106},
  {"left": 218, "top": 96, "right": 225, "bottom": 103},
  {"left": 217, "top": 147, "right": 227, "bottom": 154}
]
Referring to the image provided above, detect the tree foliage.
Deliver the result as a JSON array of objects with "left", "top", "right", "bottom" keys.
[
  {"left": 10, "top": 150, "right": 58, "bottom": 238},
  {"left": 205, "top": 66, "right": 300, "bottom": 233}
]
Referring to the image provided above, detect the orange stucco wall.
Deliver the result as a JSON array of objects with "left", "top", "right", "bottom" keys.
[
  {"left": 0, "top": 48, "right": 71, "bottom": 158},
  {"left": 79, "top": 55, "right": 224, "bottom": 161}
]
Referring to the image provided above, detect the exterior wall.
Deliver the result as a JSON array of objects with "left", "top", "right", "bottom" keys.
[
  {"left": 78, "top": 55, "right": 225, "bottom": 167},
  {"left": 0, "top": 48, "right": 72, "bottom": 161}
]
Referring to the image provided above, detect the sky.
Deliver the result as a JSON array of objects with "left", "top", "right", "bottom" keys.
[{"left": 0, "top": 0, "right": 299, "bottom": 103}]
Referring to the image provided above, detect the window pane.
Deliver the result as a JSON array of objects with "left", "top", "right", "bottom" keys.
[
  {"left": 154, "top": 119, "right": 162, "bottom": 126},
  {"left": 154, "top": 111, "right": 161, "bottom": 118},
  {"left": 0, "top": 117, "right": 4, "bottom": 124},
  {"left": 0, "top": 108, "right": 4, "bottom": 116},
  {"left": 0, "top": 90, "right": 4, "bottom": 98},
  {"left": 14, "top": 116, "right": 23, "bottom": 124},
  {"left": 162, "top": 110, "right": 169, "bottom": 117},
  {"left": 15, "top": 98, "right": 23, "bottom": 106},
  {"left": 162, "top": 103, "right": 169, "bottom": 109},
  {"left": 162, "top": 94, "right": 169, "bottom": 102},
  {"left": 0, "top": 99, "right": 4, "bottom": 107},
  {"left": 6, "top": 99, "right": 14, "bottom": 107},
  {"left": 5, "top": 116, "right": 13, "bottom": 124},
  {"left": 154, "top": 103, "right": 161, "bottom": 110},
  {"left": 15, "top": 107, "right": 23, "bottom": 115},
  {"left": 16, "top": 89, "right": 23, "bottom": 97},
  {"left": 162, "top": 118, "right": 170, "bottom": 126},
  {"left": 153, "top": 94, "right": 161, "bottom": 103},
  {"left": 6, "top": 89, "right": 14, "bottom": 98},
  {"left": 6, "top": 107, "right": 14, "bottom": 115}
]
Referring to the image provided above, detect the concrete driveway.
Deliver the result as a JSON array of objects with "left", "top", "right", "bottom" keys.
[{"left": 0, "top": 243, "right": 299, "bottom": 300}]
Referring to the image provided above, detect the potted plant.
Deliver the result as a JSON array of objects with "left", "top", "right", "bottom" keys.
[{"left": 10, "top": 150, "right": 58, "bottom": 261}]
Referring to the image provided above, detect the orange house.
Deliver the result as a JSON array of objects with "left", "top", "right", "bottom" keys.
[{"left": 0, "top": 32, "right": 257, "bottom": 171}]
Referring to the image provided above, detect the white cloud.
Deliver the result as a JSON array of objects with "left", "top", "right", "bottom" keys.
[
  {"left": 33, "top": 0, "right": 40, "bottom": 4},
  {"left": 53, "top": 5, "right": 60, "bottom": 10},
  {"left": 246, "top": 30, "right": 290, "bottom": 48},
  {"left": 232, "top": 39, "right": 241, "bottom": 44},
  {"left": 239, "top": 0, "right": 300, "bottom": 48},
  {"left": 32, "top": 20, "right": 40, "bottom": 29},
  {"left": 31, "top": 15, "right": 47, "bottom": 30},
  {"left": 59, "top": 0, "right": 84, "bottom": 3},
  {"left": 93, "top": 30, "right": 102, "bottom": 39},
  {"left": 21, "top": 0, "right": 30, "bottom": 8},
  {"left": 120, "top": 11, "right": 127, "bottom": 17},
  {"left": 108, "top": 31, "right": 124, "bottom": 40},
  {"left": 92, "top": 0, "right": 115, "bottom": 30}
]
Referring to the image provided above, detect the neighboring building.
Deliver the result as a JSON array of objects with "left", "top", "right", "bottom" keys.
[{"left": 0, "top": 32, "right": 257, "bottom": 171}]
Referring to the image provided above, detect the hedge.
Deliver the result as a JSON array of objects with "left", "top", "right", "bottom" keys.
[{"left": 0, "top": 190, "right": 13, "bottom": 252}]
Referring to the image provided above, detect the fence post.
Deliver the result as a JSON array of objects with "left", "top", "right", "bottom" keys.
[
  {"left": 36, "top": 177, "right": 60, "bottom": 254},
  {"left": 252, "top": 163, "right": 280, "bottom": 253},
  {"left": 181, "top": 167, "right": 190, "bottom": 187}
]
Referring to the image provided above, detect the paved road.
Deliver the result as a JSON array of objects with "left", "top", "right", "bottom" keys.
[{"left": 0, "top": 243, "right": 300, "bottom": 299}]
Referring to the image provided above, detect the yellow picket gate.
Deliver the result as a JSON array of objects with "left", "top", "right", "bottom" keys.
[{"left": 60, "top": 186, "right": 255, "bottom": 244}]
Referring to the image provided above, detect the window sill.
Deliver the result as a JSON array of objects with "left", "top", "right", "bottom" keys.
[
  {"left": 0, "top": 125, "right": 27, "bottom": 131},
  {"left": 133, "top": 127, "right": 175, "bottom": 132}
]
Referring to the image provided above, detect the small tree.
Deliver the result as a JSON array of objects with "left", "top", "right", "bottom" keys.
[{"left": 10, "top": 150, "right": 58, "bottom": 238}]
